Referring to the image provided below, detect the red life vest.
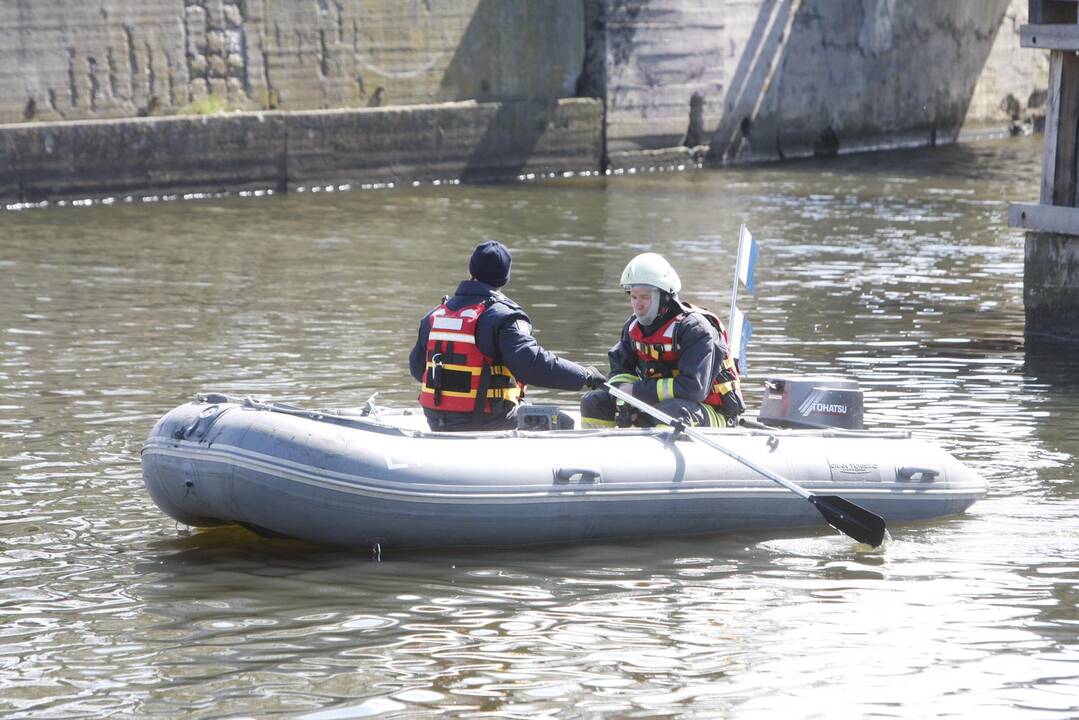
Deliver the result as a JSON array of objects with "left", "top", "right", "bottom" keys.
[
  {"left": 419, "top": 299, "right": 525, "bottom": 415},
  {"left": 627, "top": 304, "right": 741, "bottom": 408}
]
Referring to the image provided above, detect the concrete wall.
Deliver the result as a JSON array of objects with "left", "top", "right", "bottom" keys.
[
  {"left": 591, "top": 0, "right": 1048, "bottom": 168},
  {"left": 0, "top": 99, "right": 603, "bottom": 202},
  {"left": 0, "top": 0, "right": 1051, "bottom": 202},
  {"left": 0, "top": 0, "right": 593, "bottom": 203},
  {"left": 0, "top": 0, "right": 585, "bottom": 123}
]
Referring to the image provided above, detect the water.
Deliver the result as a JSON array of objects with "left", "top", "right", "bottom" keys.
[{"left": 2, "top": 135, "right": 1077, "bottom": 718}]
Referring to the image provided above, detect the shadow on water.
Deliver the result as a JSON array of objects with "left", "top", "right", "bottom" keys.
[
  {"left": 1023, "top": 339, "right": 1079, "bottom": 500},
  {"left": 1025, "top": 338, "right": 1079, "bottom": 390},
  {"left": 135, "top": 520, "right": 919, "bottom": 583},
  {"left": 134, "top": 526, "right": 413, "bottom": 583}
]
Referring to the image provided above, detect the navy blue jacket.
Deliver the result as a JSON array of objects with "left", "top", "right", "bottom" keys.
[{"left": 410, "top": 280, "right": 589, "bottom": 428}]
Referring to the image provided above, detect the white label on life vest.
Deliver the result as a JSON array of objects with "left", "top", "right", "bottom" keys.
[
  {"left": 429, "top": 331, "right": 475, "bottom": 344},
  {"left": 432, "top": 317, "right": 464, "bottom": 330}
]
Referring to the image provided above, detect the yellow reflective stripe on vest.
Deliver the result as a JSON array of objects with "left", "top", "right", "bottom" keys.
[
  {"left": 581, "top": 416, "right": 617, "bottom": 428},
  {"left": 420, "top": 387, "right": 474, "bottom": 399},
  {"left": 424, "top": 363, "right": 516, "bottom": 378},
  {"left": 420, "top": 386, "right": 522, "bottom": 401},
  {"left": 426, "top": 361, "right": 480, "bottom": 375},
  {"left": 656, "top": 377, "right": 676, "bottom": 401},
  {"left": 722, "top": 356, "right": 736, "bottom": 370}
]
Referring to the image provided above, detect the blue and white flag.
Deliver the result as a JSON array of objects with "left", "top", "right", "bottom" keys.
[
  {"left": 735, "top": 224, "right": 758, "bottom": 296},
  {"left": 727, "top": 305, "right": 753, "bottom": 375},
  {"left": 728, "top": 223, "right": 758, "bottom": 375}
]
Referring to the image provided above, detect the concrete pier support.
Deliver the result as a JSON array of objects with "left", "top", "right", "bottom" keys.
[
  {"left": 1024, "top": 232, "right": 1079, "bottom": 339},
  {"left": 1009, "top": 1, "right": 1079, "bottom": 341}
]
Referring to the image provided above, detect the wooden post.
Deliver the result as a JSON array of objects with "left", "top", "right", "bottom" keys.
[
  {"left": 1009, "top": 1, "right": 1079, "bottom": 341},
  {"left": 1042, "top": 51, "right": 1079, "bottom": 206}
]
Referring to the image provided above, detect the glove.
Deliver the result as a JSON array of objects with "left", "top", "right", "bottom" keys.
[{"left": 582, "top": 366, "right": 606, "bottom": 390}]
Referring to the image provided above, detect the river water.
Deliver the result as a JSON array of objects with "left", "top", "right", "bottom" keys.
[{"left": 2, "top": 135, "right": 1077, "bottom": 718}]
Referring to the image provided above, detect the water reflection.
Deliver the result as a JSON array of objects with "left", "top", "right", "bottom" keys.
[{"left": 2, "top": 134, "right": 1078, "bottom": 717}]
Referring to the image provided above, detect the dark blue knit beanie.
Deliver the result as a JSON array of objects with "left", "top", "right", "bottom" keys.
[{"left": 469, "top": 240, "right": 512, "bottom": 287}]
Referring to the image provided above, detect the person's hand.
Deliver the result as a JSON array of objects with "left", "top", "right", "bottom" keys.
[
  {"left": 583, "top": 366, "right": 606, "bottom": 390},
  {"left": 606, "top": 375, "right": 638, "bottom": 427}
]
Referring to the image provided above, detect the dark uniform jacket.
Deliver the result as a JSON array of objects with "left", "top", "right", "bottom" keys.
[
  {"left": 608, "top": 300, "right": 731, "bottom": 408},
  {"left": 409, "top": 280, "right": 589, "bottom": 430}
]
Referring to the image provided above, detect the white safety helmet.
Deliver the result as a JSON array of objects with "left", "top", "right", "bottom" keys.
[{"left": 620, "top": 253, "right": 681, "bottom": 295}]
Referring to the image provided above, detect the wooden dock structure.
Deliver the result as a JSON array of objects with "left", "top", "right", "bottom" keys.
[{"left": 1009, "top": 0, "right": 1079, "bottom": 341}]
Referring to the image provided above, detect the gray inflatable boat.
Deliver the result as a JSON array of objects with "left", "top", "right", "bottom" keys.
[{"left": 140, "top": 378, "right": 987, "bottom": 549}]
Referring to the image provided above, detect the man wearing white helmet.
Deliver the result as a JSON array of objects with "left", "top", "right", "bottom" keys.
[{"left": 580, "top": 252, "right": 745, "bottom": 428}]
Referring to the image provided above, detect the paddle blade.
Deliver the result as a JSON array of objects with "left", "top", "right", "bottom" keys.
[{"left": 809, "top": 495, "right": 887, "bottom": 547}]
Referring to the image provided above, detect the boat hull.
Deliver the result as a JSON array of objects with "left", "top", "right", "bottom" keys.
[{"left": 141, "top": 399, "right": 987, "bottom": 548}]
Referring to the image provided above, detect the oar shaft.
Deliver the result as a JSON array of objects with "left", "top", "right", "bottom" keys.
[
  {"left": 603, "top": 383, "right": 886, "bottom": 547},
  {"left": 606, "top": 383, "right": 810, "bottom": 499}
]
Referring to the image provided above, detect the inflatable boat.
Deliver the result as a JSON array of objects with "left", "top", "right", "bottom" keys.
[{"left": 140, "top": 377, "right": 987, "bottom": 550}]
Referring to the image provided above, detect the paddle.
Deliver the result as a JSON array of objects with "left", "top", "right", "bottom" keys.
[{"left": 604, "top": 383, "right": 887, "bottom": 547}]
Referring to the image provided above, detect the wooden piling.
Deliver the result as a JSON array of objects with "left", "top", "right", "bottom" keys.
[{"left": 1009, "top": 0, "right": 1079, "bottom": 341}]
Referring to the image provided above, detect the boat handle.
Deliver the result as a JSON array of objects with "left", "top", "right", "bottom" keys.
[
  {"left": 896, "top": 466, "right": 939, "bottom": 482},
  {"left": 174, "top": 405, "right": 229, "bottom": 441},
  {"left": 553, "top": 467, "right": 602, "bottom": 484}
]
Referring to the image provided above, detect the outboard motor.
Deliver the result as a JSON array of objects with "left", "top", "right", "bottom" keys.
[{"left": 758, "top": 376, "right": 864, "bottom": 430}]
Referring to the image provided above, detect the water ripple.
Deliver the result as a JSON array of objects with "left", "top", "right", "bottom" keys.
[{"left": 1, "top": 136, "right": 1077, "bottom": 718}]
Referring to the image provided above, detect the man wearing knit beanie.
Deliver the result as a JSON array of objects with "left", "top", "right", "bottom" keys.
[
  {"left": 468, "top": 240, "right": 513, "bottom": 288},
  {"left": 409, "top": 241, "right": 605, "bottom": 431}
]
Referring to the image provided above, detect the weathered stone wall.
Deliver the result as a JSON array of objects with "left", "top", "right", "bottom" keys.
[
  {"left": 0, "top": 99, "right": 603, "bottom": 202},
  {"left": 967, "top": 2, "right": 1049, "bottom": 133},
  {"left": 0, "top": 0, "right": 585, "bottom": 123},
  {"left": 0, "top": 0, "right": 1052, "bottom": 202},
  {"left": 593, "top": 0, "right": 1048, "bottom": 167}
]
